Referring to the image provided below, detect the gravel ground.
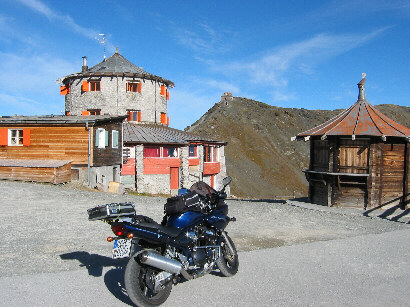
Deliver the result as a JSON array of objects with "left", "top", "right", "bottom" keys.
[{"left": 0, "top": 180, "right": 408, "bottom": 278}]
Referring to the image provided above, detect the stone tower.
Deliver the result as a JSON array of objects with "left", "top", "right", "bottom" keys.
[{"left": 60, "top": 50, "right": 174, "bottom": 125}]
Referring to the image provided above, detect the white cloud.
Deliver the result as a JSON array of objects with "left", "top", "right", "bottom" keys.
[
  {"left": 16, "top": 0, "right": 115, "bottom": 51},
  {"left": 173, "top": 23, "right": 232, "bottom": 55},
  {"left": 217, "top": 28, "right": 388, "bottom": 89},
  {"left": 0, "top": 52, "right": 76, "bottom": 95}
]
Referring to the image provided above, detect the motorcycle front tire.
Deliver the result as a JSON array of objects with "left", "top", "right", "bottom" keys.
[
  {"left": 216, "top": 233, "right": 239, "bottom": 277},
  {"left": 124, "top": 254, "right": 172, "bottom": 306}
]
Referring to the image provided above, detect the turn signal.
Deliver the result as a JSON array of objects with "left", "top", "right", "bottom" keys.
[
  {"left": 107, "top": 236, "right": 114, "bottom": 242},
  {"left": 127, "top": 233, "right": 134, "bottom": 239}
]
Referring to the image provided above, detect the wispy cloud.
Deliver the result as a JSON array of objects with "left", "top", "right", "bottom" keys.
[
  {"left": 217, "top": 28, "right": 388, "bottom": 89},
  {"left": 0, "top": 51, "right": 76, "bottom": 116},
  {"left": 173, "top": 22, "right": 233, "bottom": 55},
  {"left": 16, "top": 0, "right": 114, "bottom": 50}
]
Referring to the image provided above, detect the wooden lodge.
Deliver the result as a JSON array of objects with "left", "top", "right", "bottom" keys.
[
  {"left": 0, "top": 115, "right": 126, "bottom": 188},
  {"left": 293, "top": 77, "right": 410, "bottom": 209}
]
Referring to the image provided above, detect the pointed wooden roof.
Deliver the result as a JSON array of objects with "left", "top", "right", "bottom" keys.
[{"left": 295, "top": 78, "right": 410, "bottom": 141}]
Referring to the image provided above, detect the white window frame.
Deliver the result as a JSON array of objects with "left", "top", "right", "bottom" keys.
[
  {"left": 204, "top": 145, "right": 219, "bottom": 163},
  {"left": 95, "top": 128, "right": 107, "bottom": 149},
  {"left": 163, "top": 147, "right": 179, "bottom": 158},
  {"left": 188, "top": 145, "right": 198, "bottom": 158},
  {"left": 8, "top": 129, "right": 23, "bottom": 146}
]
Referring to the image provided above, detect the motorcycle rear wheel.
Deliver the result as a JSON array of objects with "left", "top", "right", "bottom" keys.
[
  {"left": 216, "top": 233, "right": 239, "bottom": 277},
  {"left": 124, "top": 255, "right": 172, "bottom": 306}
]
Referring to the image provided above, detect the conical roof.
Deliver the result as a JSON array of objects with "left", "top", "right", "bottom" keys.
[
  {"left": 88, "top": 52, "right": 149, "bottom": 74},
  {"left": 61, "top": 50, "right": 174, "bottom": 87},
  {"left": 295, "top": 78, "right": 410, "bottom": 140}
]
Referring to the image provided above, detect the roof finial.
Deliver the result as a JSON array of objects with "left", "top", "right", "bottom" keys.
[
  {"left": 116, "top": 46, "right": 119, "bottom": 54},
  {"left": 358, "top": 73, "right": 366, "bottom": 101}
]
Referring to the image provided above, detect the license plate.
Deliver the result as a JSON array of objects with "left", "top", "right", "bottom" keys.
[{"left": 112, "top": 239, "right": 131, "bottom": 259}]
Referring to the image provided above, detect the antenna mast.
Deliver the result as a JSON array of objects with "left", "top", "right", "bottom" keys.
[{"left": 98, "top": 33, "right": 106, "bottom": 60}]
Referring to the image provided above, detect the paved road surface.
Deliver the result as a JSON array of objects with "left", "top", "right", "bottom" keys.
[{"left": 1, "top": 229, "right": 408, "bottom": 307}]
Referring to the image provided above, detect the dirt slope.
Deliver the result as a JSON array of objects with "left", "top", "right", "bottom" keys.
[{"left": 185, "top": 97, "right": 410, "bottom": 198}]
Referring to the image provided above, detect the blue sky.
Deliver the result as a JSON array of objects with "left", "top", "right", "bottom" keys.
[{"left": 0, "top": 0, "right": 409, "bottom": 130}]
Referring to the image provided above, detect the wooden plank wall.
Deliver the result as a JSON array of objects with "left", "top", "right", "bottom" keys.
[
  {"left": 312, "top": 140, "right": 329, "bottom": 171},
  {"left": 0, "top": 163, "right": 71, "bottom": 184},
  {"left": 92, "top": 121, "right": 122, "bottom": 167},
  {"left": 368, "top": 143, "right": 382, "bottom": 208},
  {"left": 55, "top": 163, "right": 72, "bottom": 184},
  {"left": 333, "top": 184, "right": 366, "bottom": 208},
  {"left": 380, "top": 143, "right": 405, "bottom": 207},
  {"left": 0, "top": 126, "right": 89, "bottom": 164},
  {"left": 339, "top": 139, "right": 369, "bottom": 174},
  {"left": 312, "top": 183, "right": 328, "bottom": 206}
]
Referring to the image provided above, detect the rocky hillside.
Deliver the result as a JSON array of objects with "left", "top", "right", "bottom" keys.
[{"left": 185, "top": 97, "right": 410, "bottom": 199}]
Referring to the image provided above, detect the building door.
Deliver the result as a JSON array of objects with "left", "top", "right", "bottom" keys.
[{"left": 170, "top": 167, "right": 179, "bottom": 190}]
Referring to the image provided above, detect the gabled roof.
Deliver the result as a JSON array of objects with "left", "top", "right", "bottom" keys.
[
  {"left": 123, "top": 123, "right": 226, "bottom": 145},
  {"left": 61, "top": 51, "right": 174, "bottom": 87},
  {"left": 295, "top": 78, "right": 410, "bottom": 141}
]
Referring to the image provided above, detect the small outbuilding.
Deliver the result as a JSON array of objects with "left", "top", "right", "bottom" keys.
[{"left": 293, "top": 77, "right": 410, "bottom": 209}]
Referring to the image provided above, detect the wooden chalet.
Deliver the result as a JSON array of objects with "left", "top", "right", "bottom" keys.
[
  {"left": 0, "top": 115, "right": 126, "bottom": 187},
  {"left": 293, "top": 77, "right": 410, "bottom": 209}
]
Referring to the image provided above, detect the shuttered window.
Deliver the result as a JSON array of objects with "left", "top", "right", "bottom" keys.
[
  {"left": 127, "top": 110, "right": 141, "bottom": 122},
  {"left": 112, "top": 130, "right": 119, "bottom": 148},
  {"left": 95, "top": 128, "right": 107, "bottom": 149},
  {"left": 127, "top": 82, "right": 141, "bottom": 93},
  {"left": 0, "top": 129, "right": 30, "bottom": 146},
  {"left": 160, "top": 85, "right": 166, "bottom": 96}
]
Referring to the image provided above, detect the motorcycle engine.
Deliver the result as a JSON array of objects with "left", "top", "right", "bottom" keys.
[{"left": 188, "top": 226, "right": 218, "bottom": 267}]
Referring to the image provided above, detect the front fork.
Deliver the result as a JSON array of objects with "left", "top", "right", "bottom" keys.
[{"left": 221, "top": 231, "right": 236, "bottom": 256}]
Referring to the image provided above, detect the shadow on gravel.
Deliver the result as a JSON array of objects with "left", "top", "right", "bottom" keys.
[
  {"left": 60, "top": 252, "right": 134, "bottom": 305},
  {"left": 104, "top": 267, "right": 135, "bottom": 306},
  {"left": 228, "top": 198, "right": 286, "bottom": 204},
  {"left": 60, "top": 251, "right": 127, "bottom": 277},
  {"left": 363, "top": 198, "right": 410, "bottom": 224},
  {"left": 228, "top": 196, "right": 308, "bottom": 204}
]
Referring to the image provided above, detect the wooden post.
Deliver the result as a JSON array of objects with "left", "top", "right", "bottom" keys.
[{"left": 403, "top": 143, "right": 409, "bottom": 209}]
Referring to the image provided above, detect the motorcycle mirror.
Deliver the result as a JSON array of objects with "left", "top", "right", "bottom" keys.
[{"left": 222, "top": 176, "right": 232, "bottom": 187}]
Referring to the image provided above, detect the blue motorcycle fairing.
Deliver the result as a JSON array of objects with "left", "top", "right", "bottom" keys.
[
  {"left": 204, "top": 206, "right": 229, "bottom": 230},
  {"left": 167, "top": 204, "right": 230, "bottom": 231},
  {"left": 166, "top": 211, "right": 204, "bottom": 229}
]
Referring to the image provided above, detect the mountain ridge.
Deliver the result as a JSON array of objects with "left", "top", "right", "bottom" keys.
[{"left": 185, "top": 97, "right": 410, "bottom": 198}]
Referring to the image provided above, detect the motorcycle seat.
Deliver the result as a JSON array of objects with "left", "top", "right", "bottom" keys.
[{"left": 136, "top": 221, "right": 181, "bottom": 238}]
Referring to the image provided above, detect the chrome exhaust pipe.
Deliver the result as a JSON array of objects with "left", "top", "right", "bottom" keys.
[{"left": 139, "top": 251, "right": 182, "bottom": 274}]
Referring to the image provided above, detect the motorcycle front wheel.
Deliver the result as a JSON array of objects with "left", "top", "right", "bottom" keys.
[
  {"left": 124, "top": 255, "right": 172, "bottom": 306},
  {"left": 216, "top": 233, "right": 239, "bottom": 277}
]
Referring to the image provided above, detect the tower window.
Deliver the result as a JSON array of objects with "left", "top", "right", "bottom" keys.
[
  {"left": 88, "top": 109, "right": 101, "bottom": 115},
  {"left": 127, "top": 110, "right": 141, "bottom": 122},
  {"left": 127, "top": 82, "right": 141, "bottom": 93},
  {"left": 89, "top": 80, "right": 101, "bottom": 91}
]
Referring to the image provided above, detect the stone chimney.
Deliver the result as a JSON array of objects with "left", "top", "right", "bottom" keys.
[
  {"left": 358, "top": 73, "right": 366, "bottom": 101},
  {"left": 82, "top": 56, "right": 88, "bottom": 72}
]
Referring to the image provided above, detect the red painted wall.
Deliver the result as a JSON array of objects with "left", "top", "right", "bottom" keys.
[
  {"left": 203, "top": 162, "right": 220, "bottom": 175},
  {"left": 143, "top": 158, "right": 181, "bottom": 174},
  {"left": 189, "top": 158, "right": 200, "bottom": 166},
  {"left": 121, "top": 158, "right": 135, "bottom": 175}
]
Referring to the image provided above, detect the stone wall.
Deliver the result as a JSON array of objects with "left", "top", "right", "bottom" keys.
[
  {"left": 130, "top": 143, "right": 228, "bottom": 196},
  {"left": 65, "top": 77, "right": 168, "bottom": 124}
]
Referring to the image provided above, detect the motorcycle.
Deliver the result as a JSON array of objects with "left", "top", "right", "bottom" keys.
[{"left": 87, "top": 176, "right": 238, "bottom": 306}]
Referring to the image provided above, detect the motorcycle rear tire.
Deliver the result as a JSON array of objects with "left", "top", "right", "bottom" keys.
[
  {"left": 216, "top": 233, "right": 239, "bottom": 277},
  {"left": 124, "top": 255, "right": 172, "bottom": 306}
]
